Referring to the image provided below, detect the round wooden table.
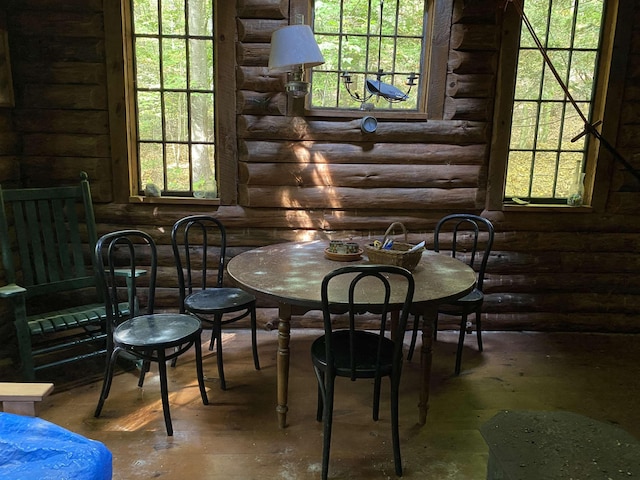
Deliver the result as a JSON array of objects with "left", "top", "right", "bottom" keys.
[{"left": 227, "top": 240, "right": 476, "bottom": 428}]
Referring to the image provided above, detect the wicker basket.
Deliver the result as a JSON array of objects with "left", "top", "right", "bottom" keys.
[{"left": 364, "top": 222, "right": 424, "bottom": 271}]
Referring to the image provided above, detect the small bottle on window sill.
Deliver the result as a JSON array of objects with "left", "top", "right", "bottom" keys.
[{"left": 567, "top": 172, "right": 585, "bottom": 207}]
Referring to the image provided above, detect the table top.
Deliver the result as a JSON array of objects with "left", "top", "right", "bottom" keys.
[{"left": 227, "top": 240, "right": 476, "bottom": 309}]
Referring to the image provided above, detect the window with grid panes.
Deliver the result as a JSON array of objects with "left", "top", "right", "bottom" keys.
[
  {"left": 130, "top": 0, "right": 217, "bottom": 198},
  {"left": 309, "top": 0, "right": 428, "bottom": 111},
  {"left": 504, "top": 0, "right": 607, "bottom": 204}
]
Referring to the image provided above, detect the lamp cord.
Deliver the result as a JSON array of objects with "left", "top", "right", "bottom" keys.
[{"left": 377, "top": 1, "right": 383, "bottom": 80}]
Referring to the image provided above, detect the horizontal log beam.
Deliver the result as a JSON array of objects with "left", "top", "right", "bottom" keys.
[
  {"left": 237, "top": 18, "right": 287, "bottom": 42},
  {"left": 239, "top": 116, "right": 490, "bottom": 143},
  {"left": 485, "top": 251, "right": 640, "bottom": 275},
  {"left": 448, "top": 51, "right": 497, "bottom": 74},
  {"left": 21, "top": 133, "right": 110, "bottom": 157},
  {"left": 490, "top": 231, "right": 640, "bottom": 252},
  {"left": 484, "top": 273, "right": 640, "bottom": 295},
  {"left": 483, "top": 292, "right": 639, "bottom": 315},
  {"left": 237, "top": 90, "right": 287, "bottom": 115},
  {"left": 446, "top": 74, "right": 495, "bottom": 98},
  {"left": 14, "top": 62, "right": 105, "bottom": 84},
  {"left": 444, "top": 97, "right": 493, "bottom": 121},
  {"left": 11, "top": 11, "right": 103, "bottom": 37},
  {"left": 481, "top": 313, "right": 640, "bottom": 333},
  {"left": 236, "top": 42, "right": 270, "bottom": 66},
  {"left": 20, "top": 84, "right": 106, "bottom": 110},
  {"left": 483, "top": 211, "right": 640, "bottom": 232},
  {"left": 14, "top": 109, "right": 109, "bottom": 134},
  {"left": 239, "top": 163, "right": 481, "bottom": 188},
  {"left": 237, "top": 66, "right": 283, "bottom": 92},
  {"left": 239, "top": 140, "right": 487, "bottom": 164},
  {"left": 237, "top": 0, "right": 287, "bottom": 19},
  {"left": 238, "top": 185, "right": 480, "bottom": 209},
  {"left": 450, "top": 24, "right": 500, "bottom": 51}
]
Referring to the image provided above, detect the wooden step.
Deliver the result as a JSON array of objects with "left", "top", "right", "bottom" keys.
[{"left": 0, "top": 382, "right": 54, "bottom": 416}]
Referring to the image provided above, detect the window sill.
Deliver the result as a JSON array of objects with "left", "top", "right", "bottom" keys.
[
  {"left": 303, "top": 108, "right": 428, "bottom": 121},
  {"left": 129, "top": 195, "right": 220, "bottom": 206},
  {"left": 502, "top": 204, "right": 593, "bottom": 213}
]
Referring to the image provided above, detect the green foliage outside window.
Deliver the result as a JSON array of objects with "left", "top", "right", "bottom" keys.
[
  {"left": 505, "top": 0, "right": 605, "bottom": 202},
  {"left": 310, "top": 0, "right": 427, "bottom": 110},
  {"left": 132, "top": 0, "right": 217, "bottom": 197}
]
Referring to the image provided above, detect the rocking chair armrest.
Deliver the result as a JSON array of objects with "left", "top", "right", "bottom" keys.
[{"left": 0, "top": 283, "right": 27, "bottom": 299}]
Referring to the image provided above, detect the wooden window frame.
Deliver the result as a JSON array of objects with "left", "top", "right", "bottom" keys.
[
  {"left": 487, "top": 0, "right": 632, "bottom": 212},
  {"left": 104, "top": 0, "right": 237, "bottom": 205},
  {"left": 290, "top": 0, "right": 451, "bottom": 120}
]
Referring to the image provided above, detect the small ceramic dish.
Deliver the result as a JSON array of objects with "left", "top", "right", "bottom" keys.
[{"left": 324, "top": 247, "right": 363, "bottom": 262}]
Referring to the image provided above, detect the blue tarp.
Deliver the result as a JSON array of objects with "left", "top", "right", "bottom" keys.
[{"left": 0, "top": 412, "right": 112, "bottom": 480}]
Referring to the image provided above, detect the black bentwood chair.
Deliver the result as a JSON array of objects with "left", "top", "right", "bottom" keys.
[
  {"left": 171, "top": 215, "right": 259, "bottom": 390},
  {"left": 407, "top": 214, "right": 494, "bottom": 375},
  {"left": 93, "top": 230, "right": 208, "bottom": 436},
  {"left": 311, "top": 264, "right": 415, "bottom": 479}
]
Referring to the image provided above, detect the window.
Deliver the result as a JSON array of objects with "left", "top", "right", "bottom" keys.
[
  {"left": 310, "top": 0, "right": 427, "bottom": 111},
  {"left": 491, "top": 0, "right": 625, "bottom": 208},
  {"left": 292, "top": 0, "right": 447, "bottom": 116},
  {"left": 129, "top": 0, "right": 217, "bottom": 198}
]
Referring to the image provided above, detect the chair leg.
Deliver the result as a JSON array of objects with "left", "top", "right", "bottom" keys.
[
  {"left": 157, "top": 349, "right": 173, "bottom": 436},
  {"left": 213, "top": 317, "right": 227, "bottom": 390},
  {"left": 433, "top": 313, "right": 439, "bottom": 341},
  {"left": 194, "top": 334, "right": 209, "bottom": 406},
  {"left": 475, "top": 310, "right": 483, "bottom": 352},
  {"left": 321, "top": 375, "right": 336, "bottom": 480},
  {"left": 406, "top": 314, "right": 420, "bottom": 361},
  {"left": 313, "top": 366, "right": 325, "bottom": 422},
  {"left": 373, "top": 373, "right": 381, "bottom": 421},
  {"left": 390, "top": 375, "right": 403, "bottom": 477},
  {"left": 170, "top": 346, "right": 180, "bottom": 368},
  {"left": 15, "top": 321, "right": 36, "bottom": 382},
  {"left": 208, "top": 322, "right": 217, "bottom": 351},
  {"left": 250, "top": 306, "right": 260, "bottom": 370},
  {"left": 408, "top": 312, "right": 440, "bottom": 362},
  {"left": 95, "top": 347, "right": 121, "bottom": 418},
  {"left": 138, "top": 359, "right": 150, "bottom": 387},
  {"left": 455, "top": 314, "right": 467, "bottom": 375}
]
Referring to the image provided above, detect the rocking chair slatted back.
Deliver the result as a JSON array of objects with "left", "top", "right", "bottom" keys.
[
  {"left": 0, "top": 172, "right": 110, "bottom": 381},
  {"left": 4, "top": 185, "right": 98, "bottom": 294}
]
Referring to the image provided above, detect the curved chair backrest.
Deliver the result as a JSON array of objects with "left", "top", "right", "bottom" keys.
[
  {"left": 433, "top": 214, "right": 494, "bottom": 291},
  {"left": 94, "top": 230, "right": 157, "bottom": 330},
  {"left": 171, "top": 215, "right": 227, "bottom": 307},
  {"left": 320, "top": 264, "right": 415, "bottom": 380}
]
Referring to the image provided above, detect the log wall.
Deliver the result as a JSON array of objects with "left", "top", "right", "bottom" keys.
[
  {"left": 0, "top": 7, "right": 19, "bottom": 361},
  {"left": 0, "top": 0, "right": 639, "bottom": 365}
]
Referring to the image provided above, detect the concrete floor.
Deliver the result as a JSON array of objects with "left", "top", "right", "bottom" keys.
[{"left": 22, "top": 310, "right": 640, "bottom": 479}]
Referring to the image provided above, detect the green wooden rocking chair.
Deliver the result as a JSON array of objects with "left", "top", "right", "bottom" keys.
[{"left": 0, "top": 172, "right": 114, "bottom": 381}]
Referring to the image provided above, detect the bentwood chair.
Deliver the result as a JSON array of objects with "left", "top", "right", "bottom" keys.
[
  {"left": 171, "top": 215, "right": 259, "bottom": 390},
  {"left": 93, "top": 230, "right": 209, "bottom": 436},
  {"left": 407, "top": 214, "right": 494, "bottom": 375},
  {"left": 311, "top": 264, "right": 415, "bottom": 479}
]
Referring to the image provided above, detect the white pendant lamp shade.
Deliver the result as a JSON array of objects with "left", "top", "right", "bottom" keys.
[{"left": 268, "top": 25, "right": 325, "bottom": 72}]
